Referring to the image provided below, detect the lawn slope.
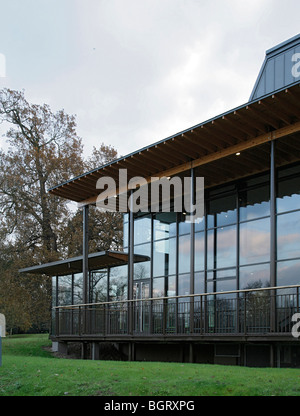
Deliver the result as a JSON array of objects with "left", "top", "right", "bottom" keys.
[{"left": 0, "top": 334, "right": 300, "bottom": 396}]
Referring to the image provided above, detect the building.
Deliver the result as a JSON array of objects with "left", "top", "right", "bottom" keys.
[{"left": 21, "top": 34, "right": 300, "bottom": 367}]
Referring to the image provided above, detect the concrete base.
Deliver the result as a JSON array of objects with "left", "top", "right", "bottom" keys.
[
  {"left": 91, "top": 342, "right": 100, "bottom": 360},
  {"left": 52, "top": 341, "right": 68, "bottom": 355}
]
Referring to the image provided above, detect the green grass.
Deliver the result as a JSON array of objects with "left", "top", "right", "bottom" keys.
[{"left": 1, "top": 334, "right": 300, "bottom": 396}]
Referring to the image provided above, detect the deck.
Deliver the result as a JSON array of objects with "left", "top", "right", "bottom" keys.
[{"left": 52, "top": 285, "right": 300, "bottom": 344}]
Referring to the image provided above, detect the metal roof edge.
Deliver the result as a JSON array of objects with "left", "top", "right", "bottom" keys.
[
  {"left": 249, "top": 34, "right": 300, "bottom": 101},
  {"left": 266, "top": 33, "right": 300, "bottom": 56},
  {"left": 48, "top": 81, "right": 300, "bottom": 195}
]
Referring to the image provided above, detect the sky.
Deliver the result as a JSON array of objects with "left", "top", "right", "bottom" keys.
[{"left": 0, "top": 0, "right": 300, "bottom": 160}]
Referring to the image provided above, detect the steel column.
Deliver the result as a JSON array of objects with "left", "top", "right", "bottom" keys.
[
  {"left": 270, "top": 140, "right": 276, "bottom": 333},
  {"left": 82, "top": 205, "right": 89, "bottom": 335},
  {"left": 190, "top": 167, "right": 195, "bottom": 333},
  {"left": 128, "top": 191, "right": 134, "bottom": 335},
  {"left": 82, "top": 205, "right": 89, "bottom": 305}
]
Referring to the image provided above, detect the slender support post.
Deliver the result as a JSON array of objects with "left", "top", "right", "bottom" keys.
[
  {"left": 82, "top": 205, "right": 89, "bottom": 334},
  {"left": 128, "top": 191, "right": 134, "bottom": 335},
  {"left": 190, "top": 167, "right": 195, "bottom": 334},
  {"left": 270, "top": 140, "right": 276, "bottom": 332},
  {"left": 83, "top": 205, "right": 89, "bottom": 304},
  {"left": 236, "top": 193, "right": 240, "bottom": 333}
]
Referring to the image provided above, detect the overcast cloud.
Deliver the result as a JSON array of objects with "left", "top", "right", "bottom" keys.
[{"left": 0, "top": 0, "right": 300, "bottom": 159}]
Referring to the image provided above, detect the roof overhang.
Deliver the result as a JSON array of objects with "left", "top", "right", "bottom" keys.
[
  {"left": 19, "top": 251, "right": 148, "bottom": 276},
  {"left": 48, "top": 83, "right": 300, "bottom": 206}
]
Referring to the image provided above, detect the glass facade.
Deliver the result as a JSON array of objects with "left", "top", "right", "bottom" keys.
[{"left": 52, "top": 162, "right": 300, "bottom": 307}]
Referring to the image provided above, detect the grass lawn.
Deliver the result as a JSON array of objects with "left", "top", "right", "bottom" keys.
[{"left": 0, "top": 334, "right": 300, "bottom": 396}]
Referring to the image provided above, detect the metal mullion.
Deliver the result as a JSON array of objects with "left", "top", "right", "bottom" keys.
[
  {"left": 236, "top": 189, "right": 240, "bottom": 333},
  {"left": 270, "top": 140, "right": 277, "bottom": 336},
  {"left": 150, "top": 214, "right": 154, "bottom": 334},
  {"left": 190, "top": 167, "right": 195, "bottom": 334},
  {"left": 175, "top": 213, "right": 179, "bottom": 334},
  {"left": 128, "top": 191, "right": 134, "bottom": 336},
  {"left": 204, "top": 196, "right": 208, "bottom": 334}
]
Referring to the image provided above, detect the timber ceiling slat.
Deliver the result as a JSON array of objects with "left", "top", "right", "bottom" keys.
[
  {"left": 258, "top": 100, "right": 292, "bottom": 126},
  {"left": 189, "top": 130, "right": 218, "bottom": 153},
  {"left": 274, "top": 95, "right": 300, "bottom": 118},
  {"left": 72, "top": 179, "right": 97, "bottom": 193},
  {"left": 134, "top": 150, "right": 172, "bottom": 171},
  {"left": 220, "top": 115, "right": 254, "bottom": 139},
  {"left": 160, "top": 140, "right": 191, "bottom": 160},
  {"left": 199, "top": 124, "right": 234, "bottom": 148},
  {"left": 236, "top": 109, "right": 268, "bottom": 134},
  {"left": 163, "top": 139, "right": 201, "bottom": 160},
  {"left": 247, "top": 104, "right": 280, "bottom": 130},
  {"left": 145, "top": 148, "right": 178, "bottom": 170},
  {"left": 153, "top": 145, "right": 186, "bottom": 164},
  {"left": 229, "top": 153, "right": 265, "bottom": 172},
  {"left": 223, "top": 114, "right": 259, "bottom": 137},
  {"left": 122, "top": 157, "right": 153, "bottom": 177},
  {"left": 180, "top": 133, "right": 211, "bottom": 156},
  {"left": 285, "top": 88, "right": 300, "bottom": 108},
  {"left": 210, "top": 119, "right": 243, "bottom": 143},
  {"left": 53, "top": 186, "right": 86, "bottom": 202}
]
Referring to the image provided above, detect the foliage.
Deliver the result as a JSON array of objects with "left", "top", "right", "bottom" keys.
[{"left": 0, "top": 88, "right": 120, "bottom": 333}]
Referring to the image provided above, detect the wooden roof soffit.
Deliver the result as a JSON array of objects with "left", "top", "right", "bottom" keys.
[{"left": 77, "top": 120, "right": 300, "bottom": 207}]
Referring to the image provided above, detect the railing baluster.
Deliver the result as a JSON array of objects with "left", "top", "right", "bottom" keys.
[{"left": 53, "top": 284, "right": 300, "bottom": 340}]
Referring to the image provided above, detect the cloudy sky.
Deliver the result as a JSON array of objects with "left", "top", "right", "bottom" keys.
[{"left": 0, "top": 0, "right": 300, "bottom": 159}]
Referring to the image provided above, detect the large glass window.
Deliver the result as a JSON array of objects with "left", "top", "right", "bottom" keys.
[
  {"left": 239, "top": 184, "right": 270, "bottom": 221},
  {"left": 90, "top": 269, "right": 107, "bottom": 303},
  {"left": 153, "top": 277, "right": 165, "bottom": 298},
  {"left": 277, "top": 211, "right": 300, "bottom": 260},
  {"left": 277, "top": 167, "right": 300, "bottom": 214},
  {"left": 134, "top": 214, "right": 151, "bottom": 245},
  {"left": 123, "top": 214, "right": 129, "bottom": 250},
  {"left": 73, "top": 273, "right": 83, "bottom": 305},
  {"left": 216, "top": 225, "right": 236, "bottom": 268},
  {"left": 178, "top": 274, "right": 190, "bottom": 296},
  {"left": 195, "top": 232, "right": 205, "bottom": 272},
  {"left": 207, "top": 194, "right": 237, "bottom": 228},
  {"left": 153, "top": 238, "right": 176, "bottom": 277},
  {"left": 134, "top": 243, "right": 151, "bottom": 280},
  {"left": 277, "top": 259, "right": 300, "bottom": 286},
  {"left": 240, "top": 218, "right": 270, "bottom": 265},
  {"left": 52, "top": 276, "right": 57, "bottom": 307},
  {"left": 153, "top": 212, "right": 177, "bottom": 240},
  {"left": 178, "top": 213, "right": 190, "bottom": 235},
  {"left": 216, "top": 278, "right": 236, "bottom": 294},
  {"left": 109, "top": 265, "right": 128, "bottom": 302},
  {"left": 239, "top": 263, "right": 270, "bottom": 290},
  {"left": 167, "top": 275, "right": 176, "bottom": 297},
  {"left": 58, "top": 275, "right": 72, "bottom": 306},
  {"left": 195, "top": 272, "right": 204, "bottom": 295},
  {"left": 207, "top": 229, "right": 215, "bottom": 271},
  {"left": 178, "top": 234, "right": 191, "bottom": 274}
]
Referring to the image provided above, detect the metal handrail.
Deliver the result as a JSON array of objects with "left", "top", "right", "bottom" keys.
[{"left": 53, "top": 284, "right": 300, "bottom": 310}]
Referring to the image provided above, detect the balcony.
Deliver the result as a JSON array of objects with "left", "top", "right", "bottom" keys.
[{"left": 53, "top": 285, "right": 300, "bottom": 342}]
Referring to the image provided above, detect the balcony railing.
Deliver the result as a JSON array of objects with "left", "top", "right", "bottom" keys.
[{"left": 53, "top": 285, "right": 300, "bottom": 339}]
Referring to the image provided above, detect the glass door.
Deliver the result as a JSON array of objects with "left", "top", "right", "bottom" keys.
[{"left": 133, "top": 280, "right": 150, "bottom": 333}]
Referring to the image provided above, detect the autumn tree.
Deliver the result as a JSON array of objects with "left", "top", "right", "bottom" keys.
[
  {"left": 0, "top": 88, "right": 84, "bottom": 259},
  {"left": 60, "top": 143, "right": 123, "bottom": 258},
  {"left": 0, "top": 88, "right": 121, "bottom": 333}
]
